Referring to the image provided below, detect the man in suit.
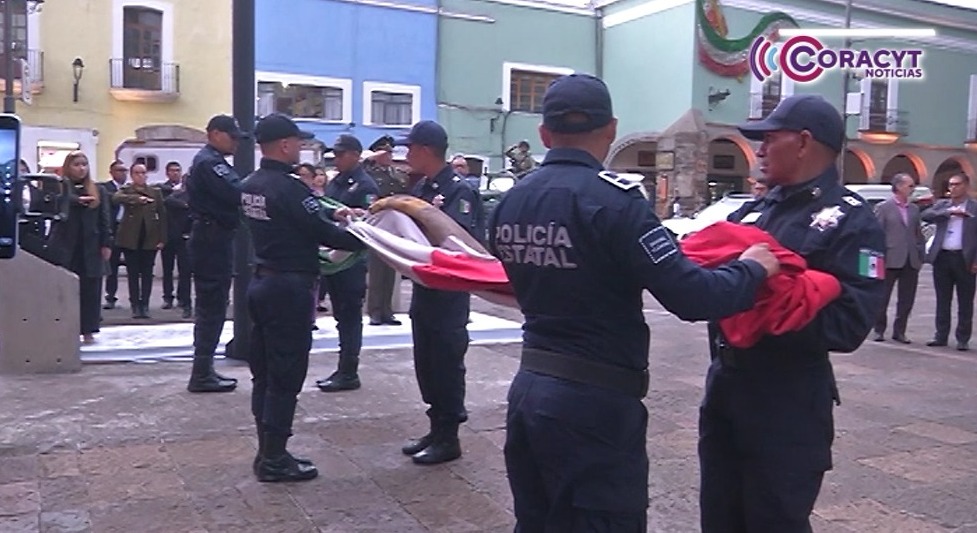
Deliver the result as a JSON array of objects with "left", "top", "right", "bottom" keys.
[
  {"left": 101, "top": 160, "right": 128, "bottom": 309},
  {"left": 921, "top": 173, "right": 977, "bottom": 351},
  {"left": 157, "top": 161, "right": 193, "bottom": 318},
  {"left": 872, "top": 173, "right": 925, "bottom": 343}
]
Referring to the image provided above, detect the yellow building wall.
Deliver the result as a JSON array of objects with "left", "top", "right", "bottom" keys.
[{"left": 14, "top": 0, "right": 231, "bottom": 180}]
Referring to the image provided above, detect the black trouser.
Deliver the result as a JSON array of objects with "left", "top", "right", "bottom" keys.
[
  {"left": 248, "top": 270, "right": 316, "bottom": 436},
  {"left": 367, "top": 251, "right": 397, "bottom": 321},
  {"left": 323, "top": 261, "right": 367, "bottom": 372},
  {"left": 80, "top": 276, "right": 102, "bottom": 335},
  {"left": 699, "top": 355, "right": 835, "bottom": 533},
  {"left": 161, "top": 237, "right": 191, "bottom": 307},
  {"left": 506, "top": 370, "right": 649, "bottom": 532},
  {"left": 932, "top": 250, "right": 976, "bottom": 343},
  {"left": 123, "top": 248, "right": 157, "bottom": 308},
  {"left": 873, "top": 266, "right": 920, "bottom": 338},
  {"left": 104, "top": 246, "right": 123, "bottom": 303},
  {"left": 189, "top": 221, "right": 234, "bottom": 357},
  {"left": 410, "top": 285, "right": 471, "bottom": 423}
]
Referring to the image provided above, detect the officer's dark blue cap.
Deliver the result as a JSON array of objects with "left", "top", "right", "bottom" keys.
[
  {"left": 738, "top": 95, "right": 844, "bottom": 153},
  {"left": 394, "top": 120, "right": 448, "bottom": 149},
  {"left": 206, "top": 114, "right": 246, "bottom": 139},
  {"left": 254, "top": 113, "right": 315, "bottom": 144},
  {"left": 328, "top": 134, "right": 363, "bottom": 153},
  {"left": 542, "top": 74, "right": 614, "bottom": 134}
]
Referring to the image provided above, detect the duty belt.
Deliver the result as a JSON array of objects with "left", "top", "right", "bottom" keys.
[{"left": 520, "top": 347, "right": 649, "bottom": 399}]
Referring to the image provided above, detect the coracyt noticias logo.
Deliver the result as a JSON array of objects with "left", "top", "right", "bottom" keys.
[{"left": 750, "top": 30, "right": 929, "bottom": 83}]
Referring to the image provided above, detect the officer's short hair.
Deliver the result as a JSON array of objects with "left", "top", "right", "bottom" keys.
[
  {"left": 110, "top": 159, "right": 126, "bottom": 171},
  {"left": 890, "top": 173, "right": 913, "bottom": 191},
  {"left": 166, "top": 161, "right": 182, "bottom": 171},
  {"left": 955, "top": 173, "right": 972, "bottom": 185}
]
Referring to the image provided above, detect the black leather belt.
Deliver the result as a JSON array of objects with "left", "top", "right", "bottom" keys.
[
  {"left": 714, "top": 341, "right": 827, "bottom": 369},
  {"left": 254, "top": 265, "right": 316, "bottom": 279},
  {"left": 520, "top": 347, "right": 649, "bottom": 399}
]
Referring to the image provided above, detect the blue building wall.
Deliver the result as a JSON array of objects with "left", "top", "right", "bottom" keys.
[{"left": 255, "top": 0, "right": 437, "bottom": 149}]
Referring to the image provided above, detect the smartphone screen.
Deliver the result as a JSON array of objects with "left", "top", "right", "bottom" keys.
[{"left": 0, "top": 119, "right": 22, "bottom": 259}]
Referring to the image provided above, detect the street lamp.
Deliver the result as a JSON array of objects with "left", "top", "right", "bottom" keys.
[
  {"left": 3, "top": 0, "right": 45, "bottom": 113},
  {"left": 71, "top": 57, "right": 84, "bottom": 102}
]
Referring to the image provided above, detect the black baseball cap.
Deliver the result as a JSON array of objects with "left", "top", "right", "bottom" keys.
[
  {"left": 368, "top": 135, "right": 395, "bottom": 152},
  {"left": 738, "top": 95, "right": 845, "bottom": 153},
  {"left": 394, "top": 120, "right": 448, "bottom": 149},
  {"left": 327, "top": 134, "right": 363, "bottom": 153},
  {"left": 542, "top": 74, "right": 614, "bottom": 134},
  {"left": 206, "top": 114, "right": 246, "bottom": 139},
  {"left": 254, "top": 114, "right": 314, "bottom": 144}
]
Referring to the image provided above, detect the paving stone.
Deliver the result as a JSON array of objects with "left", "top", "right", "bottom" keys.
[
  {"left": 38, "top": 452, "right": 81, "bottom": 479},
  {"left": 815, "top": 497, "right": 952, "bottom": 533},
  {"left": 894, "top": 421, "right": 977, "bottom": 445},
  {"left": 0, "top": 480, "right": 40, "bottom": 516},
  {"left": 38, "top": 477, "right": 89, "bottom": 512},
  {"left": 39, "top": 510, "right": 91, "bottom": 533},
  {"left": 0, "top": 512, "right": 40, "bottom": 533},
  {"left": 0, "top": 456, "right": 39, "bottom": 484},
  {"left": 89, "top": 497, "right": 203, "bottom": 533}
]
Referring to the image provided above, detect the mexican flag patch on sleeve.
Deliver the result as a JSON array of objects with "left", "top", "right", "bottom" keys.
[{"left": 858, "top": 249, "right": 885, "bottom": 279}]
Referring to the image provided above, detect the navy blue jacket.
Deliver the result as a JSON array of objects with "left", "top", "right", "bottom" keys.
[
  {"left": 187, "top": 145, "right": 242, "bottom": 230},
  {"left": 324, "top": 164, "right": 379, "bottom": 209},
  {"left": 722, "top": 166, "right": 886, "bottom": 353},
  {"left": 241, "top": 158, "right": 365, "bottom": 275},
  {"left": 410, "top": 164, "right": 481, "bottom": 325},
  {"left": 488, "top": 148, "right": 767, "bottom": 371}
]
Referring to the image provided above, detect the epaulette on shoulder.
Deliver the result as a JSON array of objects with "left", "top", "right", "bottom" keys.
[{"left": 598, "top": 171, "right": 642, "bottom": 192}]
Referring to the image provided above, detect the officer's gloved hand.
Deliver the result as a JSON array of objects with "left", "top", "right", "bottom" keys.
[{"left": 739, "top": 243, "right": 780, "bottom": 278}]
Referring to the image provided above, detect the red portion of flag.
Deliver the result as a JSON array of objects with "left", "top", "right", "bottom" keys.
[
  {"left": 680, "top": 222, "right": 842, "bottom": 348},
  {"left": 411, "top": 250, "right": 513, "bottom": 293}
]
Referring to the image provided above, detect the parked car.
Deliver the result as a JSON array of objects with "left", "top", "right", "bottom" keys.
[
  {"left": 844, "top": 183, "right": 935, "bottom": 208},
  {"left": 661, "top": 193, "right": 755, "bottom": 240}
]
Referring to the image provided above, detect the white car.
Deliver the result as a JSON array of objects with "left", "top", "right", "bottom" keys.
[{"left": 661, "top": 193, "right": 755, "bottom": 240}]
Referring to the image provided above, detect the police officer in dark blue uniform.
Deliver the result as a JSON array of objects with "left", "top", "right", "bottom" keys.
[
  {"left": 242, "top": 114, "right": 366, "bottom": 482},
  {"left": 487, "top": 74, "right": 781, "bottom": 532},
  {"left": 315, "top": 134, "right": 379, "bottom": 393},
  {"left": 699, "top": 95, "right": 887, "bottom": 532},
  {"left": 185, "top": 115, "right": 245, "bottom": 393},
  {"left": 396, "top": 120, "right": 481, "bottom": 465}
]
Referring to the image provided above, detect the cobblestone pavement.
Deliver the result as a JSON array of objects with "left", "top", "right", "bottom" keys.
[{"left": 3, "top": 269, "right": 977, "bottom": 532}]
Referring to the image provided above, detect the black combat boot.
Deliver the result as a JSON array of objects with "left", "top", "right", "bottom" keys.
[
  {"left": 401, "top": 416, "right": 435, "bottom": 456},
  {"left": 255, "top": 433, "right": 318, "bottom": 482},
  {"left": 253, "top": 424, "right": 313, "bottom": 476},
  {"left": 315, "top": 355, "right": 360, "bottom": 392},
  {"left": 186, "top": 356, "right": 237, "bottom": 393},
  {"left": 411, "top": 421, "right": 461, "bottom": 465}
]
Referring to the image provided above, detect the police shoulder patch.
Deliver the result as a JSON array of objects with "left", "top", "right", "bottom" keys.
[
  {"left": 213, "top": 163, "right": 232, "bottom": 177},
  {"left": 842, "top": 195, "right": 862, "bottom": 207},
  {"left": 302, "top": 196, "right": 321, "bottom": 214},
  {"left": 598, "top": 171, "right": 641, "bottom": 192},
  {"left": 639, "top": 225, "right": 678, "bottom": 264}
]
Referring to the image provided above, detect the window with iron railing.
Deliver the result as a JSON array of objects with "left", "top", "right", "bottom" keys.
[
  {"left": 122, "top": 6, "right": 162, "bottom": 90},
  {"left": 0, "top": 0, "right": 28, "bottom": 77},
  {"left": 760, "top": 72, "right": 781, "bottom": 118}
]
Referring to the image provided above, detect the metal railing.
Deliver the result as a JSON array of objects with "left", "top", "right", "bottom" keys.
[
  {"left": 0, "top": 48, "right": 44, "bottom": 84},
  {"left": 109, "top": 58, "right": 179, "bottom": 93},
  {"left": 859, "top": 109, "right": 909, "bottom": 135}
]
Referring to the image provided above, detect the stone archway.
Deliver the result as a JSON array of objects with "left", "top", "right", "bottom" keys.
[
  {"left": 705, "top": 137, "right": 752, "bottom": 202},
  {"left": 881, "top": 153, "right": 925, "bottom": 184},
  {"left": 842, "top": 148, "right": 874, "bottom": 184},
  {"left": 931, "top": 156, "right": 976, "bottom": 198}
]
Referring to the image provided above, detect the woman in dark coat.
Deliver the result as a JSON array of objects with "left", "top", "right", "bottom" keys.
[
  {"left": 113, "top": 163, "right": 167, "bottom": 319},
  {"left": 47, "top": 151, "right": 112, "bottom": 345}
]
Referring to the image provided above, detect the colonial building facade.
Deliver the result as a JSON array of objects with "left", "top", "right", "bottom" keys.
[{"left": 8, "top": 0, "right": 232, "bottom": 179}]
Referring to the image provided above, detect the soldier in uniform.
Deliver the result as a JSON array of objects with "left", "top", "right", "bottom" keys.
[
  {"left": 488, "top": 74, "right": 780, "bottom": 531},
  {"left": 700, "top": 95, "right": 887, "bottom": 532},
  {"left": 242, "top": 114, "right": 366, "bottom": 482},
  {"left": 363, "top": 135, "right": 409, "bottom": 326},
  {"left": 185, "top": 115, "right": 244, "bottom": 394},
  {"left": 396, "top": 120, "right": 481, "bottom": 465},
  {"left": 314, "top": 134, "right": 379, "bottom": 393},
  {"left": 505, "top": 140, "right": 537, "bottom": 179}
]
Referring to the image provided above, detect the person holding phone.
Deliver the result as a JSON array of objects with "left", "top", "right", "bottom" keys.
[
  {"left": 46, "top": 151, "right": 112, "bottom": 344},
  {"left": 113, "top": 163, "right": 167, "bottom": 319}
]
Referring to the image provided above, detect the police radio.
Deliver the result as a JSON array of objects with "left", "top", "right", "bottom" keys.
[{"left": 0, "top": 114, "right": 22, "bottom": 259}]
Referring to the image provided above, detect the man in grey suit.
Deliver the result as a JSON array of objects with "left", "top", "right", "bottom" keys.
[
  {"left": 921, "top": 173, "right": 977, "bottom": 351},
  {"left": 873, "top": 173, "right": 925, "bottom": 343}
]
